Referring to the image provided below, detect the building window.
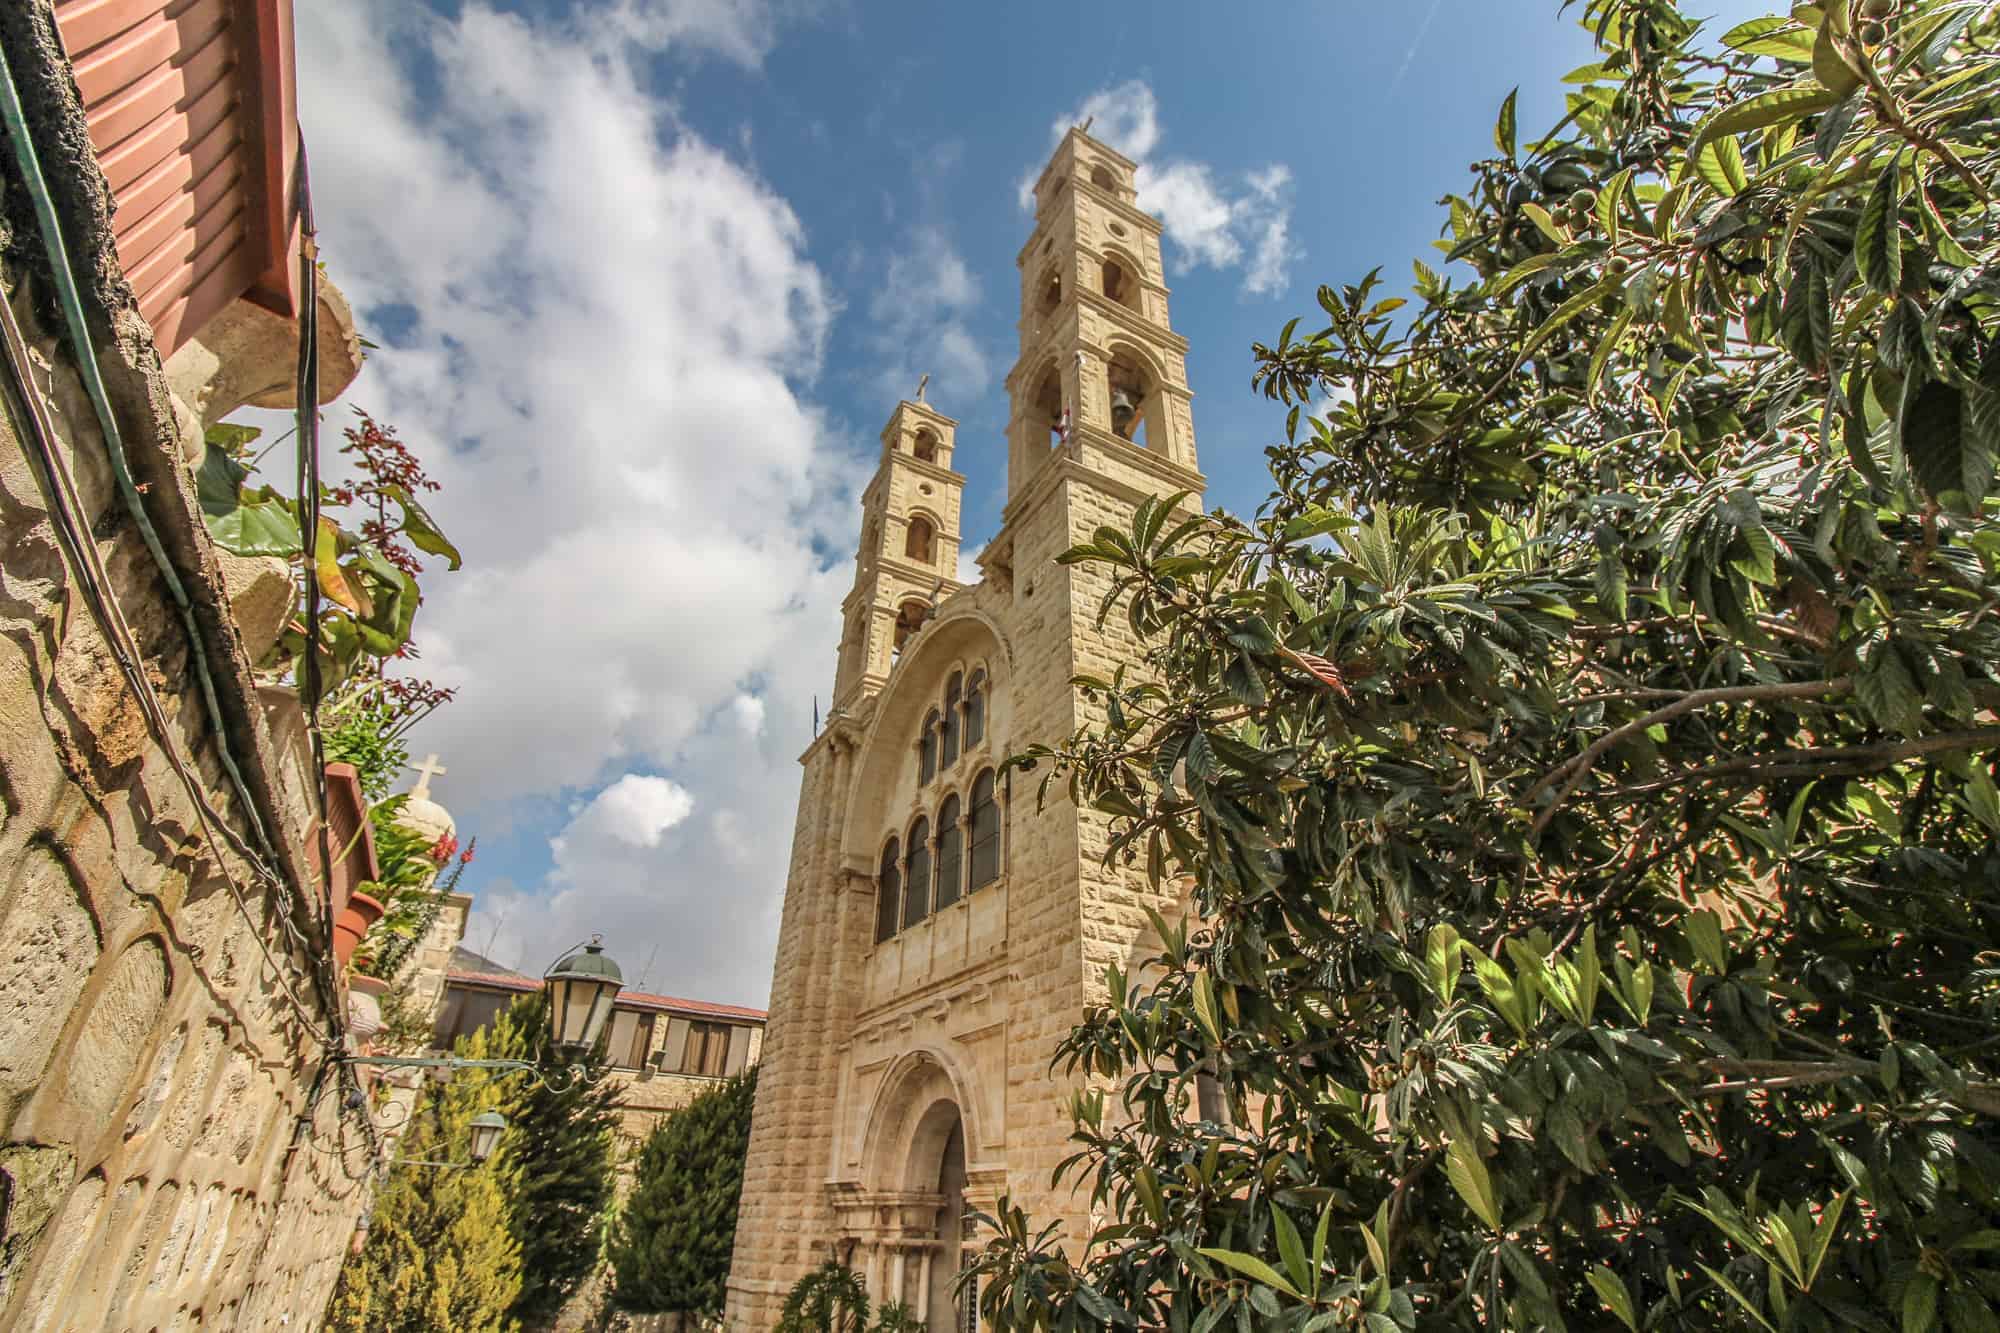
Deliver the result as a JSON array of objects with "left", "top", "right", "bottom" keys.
[
  {"left": 876, "top": 838, "right": 902, "bottom": 944},
  {"left": 940, "top": 673, "right": 962, "bottom": 767},
  {"left": 681, "top": 1020, "right": 731, "bottom": 1077},
  {"left": 964, "top": 670, "right": 986, "bottom": 747},
  {"left": 432, "top": 987, "right": 515, "bottom": 1051},
  {"left": 906, "top": 515, "right": 936, "bottom": 564},
  {"left": 919, "top": 711, "right": 940, "bottom": 785},
  {"left": 903, "top": 817, "right": 932, "bottom": 929},
  {"left": 607, "top": 1009, "right": 655, "bottom": 1070},
  {"left": 935, "top": 795, "right": 964, "bottom": 911},
  {"left": 969, "top": 770, "right": 1001, "bottom": 890},
  {"left": 913, "top": 428, "right": 939, "bottom": 463}
]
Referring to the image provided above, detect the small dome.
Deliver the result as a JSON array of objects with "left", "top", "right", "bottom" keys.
[{"left": 395, "top": 795, "right": 455, "bottom": 843}]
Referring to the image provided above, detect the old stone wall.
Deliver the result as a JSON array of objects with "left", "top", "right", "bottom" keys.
[{"left": 0, "top": 19, "right": 373, "bottom": 1327}]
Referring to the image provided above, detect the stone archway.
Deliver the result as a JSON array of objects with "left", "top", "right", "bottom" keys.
[{"left": 847, "top": 1053, "right": 981, "bottom": 1330}]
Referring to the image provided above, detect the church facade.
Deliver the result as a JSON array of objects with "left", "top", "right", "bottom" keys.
[{"left": 725, "top": 129, "right": 1205, "bottom": 1331}]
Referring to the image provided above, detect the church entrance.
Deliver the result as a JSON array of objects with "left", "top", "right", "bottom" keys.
[
  {"left": 899, "top": 1098, "right": 971, "bottom": 1332},
  {"left": 927, "top": 1112, "right": 969, "bottom": 1331}
]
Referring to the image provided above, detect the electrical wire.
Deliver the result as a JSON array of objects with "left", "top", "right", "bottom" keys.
[
  {"left": 0, "top": 38, "right": 300, "bottom": 907},
  {"left": 0, "top": 278, "right": 326, "bottom": 1035}
]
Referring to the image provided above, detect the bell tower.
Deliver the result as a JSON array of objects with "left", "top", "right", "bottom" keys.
[
  {"left": 992, "top": 127, "right": 1201, "bottom": 524},
  {"left": 833, "top": 397, "right": 966, "bottom": 708}
]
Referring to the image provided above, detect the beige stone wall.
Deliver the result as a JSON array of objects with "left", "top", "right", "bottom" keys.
[
  {"left": 0, "top": 18, "right": 373, "bottom": 1327},
  {"left": 728, "top": 129, "right": 1204, "bottom": 1329}
]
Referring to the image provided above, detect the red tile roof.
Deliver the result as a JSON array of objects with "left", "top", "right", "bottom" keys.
[{"left": 446, "top": 963, "right": 766, "bottom": 1024}]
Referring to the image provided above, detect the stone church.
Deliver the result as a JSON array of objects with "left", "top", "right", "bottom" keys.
[{"left": 726, "top": 128, "right": 1204, "bottom": 1331}]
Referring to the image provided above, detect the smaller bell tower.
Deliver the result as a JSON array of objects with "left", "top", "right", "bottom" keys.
[{"left": 832, "top": 397, "right": 966, "bottom": 708}]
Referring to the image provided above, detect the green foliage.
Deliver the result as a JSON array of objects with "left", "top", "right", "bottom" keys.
[
  {"left": 611, "top": 1067, "right": 760, "bottom": 1314},
  {"left": 774, "top": 1261, "right": 869, "bottom": 1333},
  {"left": 196, "top": 411, "right": 458, "bottom": 688},
  {"left": 971, "top": 3, "right": 2000, "bottom": 1329},
  {"left": 498, "top": 995, "right": 620, "bottom": 1323},
  {"left": 327, "top": 1020, "right": 525, "bottom": 1332}
]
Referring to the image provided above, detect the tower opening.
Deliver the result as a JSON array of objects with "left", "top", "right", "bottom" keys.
[
  {"left": 1038, "top": 269, "right": 1062, "bottom": 317},
  {"left": 913, "top": 428, "right": 940, "bottom": 463},
  {"left": 1107, "top": 351, "right": 1155, "bottom": 449},
  {"left": 1089, "top": 164, "right": 1117, "bottom": 192},
  {"left": 1101, "top": 256, "right": 1138, "bottom": 311},
  {"left": 906, "top": 516, "right": 936, "bottom": 564},
  {"left": 1031, "top": 362, "right": 1064, "bottom": 449},
  {"left": 894, "top": 599, "right": 929, "bottom": 660}
]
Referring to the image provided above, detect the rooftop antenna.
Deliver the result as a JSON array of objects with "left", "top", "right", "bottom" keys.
[{"left": 634, "top": 942, "right": 661, "bottom": 995}]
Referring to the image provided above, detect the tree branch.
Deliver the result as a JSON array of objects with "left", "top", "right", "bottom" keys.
[
  {"left": 1526, "top": 678, "right": 1853, "bottom": 836},
  {"left": 1596, "top": 727, "right": 2000, "bottom": 798}
]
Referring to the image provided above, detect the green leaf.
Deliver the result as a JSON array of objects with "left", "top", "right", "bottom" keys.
[
  {"left": 1690, "top": 84, "right": 1840, "bottom": 158},
  {"left": 1905, "top": 1272, "right": 1940, "bottom": 1333},
  {"left": 1272, "top": 1206, "right": 1310, "bottom": 1296},
  {"left": 1900, "top": 370, "right": 1993, "bottom": 514},
  {"left": 1192, "top": 971, "right": 1223, "bottom": 1045},
  {"left": 197, "top": 444, "right": 302, "bottom": 557},
  {"left": 1445, "top": 1137, "right": 1502, "bottom": 1231},
  {"left": 1692, "top": 134, "right": 1749, "bottom": 196},
  {"left": 1856, "top": 158, "right": 1904, "bottom": 295},
  {"left": 1697, "top": 1263, "right": 1779, "bottom": 1332},
  {"left": 1587, "top": 1266, "right": 1640, "bottom": 1331},
  {"left": 1195, "top": 1249, "right": 1301, "bottom": 1301},
  {"left": 1813, "top": 14, "right": 1861, "bottom": 94},
  {"left": 384, "top": 484, "right": 463, "bottom": 570},
  {"left": 1495, "top": 88, "right": 1518, "bottom": 158},
  {"left": 1723, "top": 16, "right": 1817, "bottom": 60},
  {"left": 1685, "top": 910, "right": 1727, "bottom": 974}
]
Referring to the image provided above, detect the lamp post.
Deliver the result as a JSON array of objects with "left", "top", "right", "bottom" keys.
[
  {"left": 342, "top": 935, "right": 627, "bottom": 1093},
  {"left": 389, "top": 1109, "right": 511, "bottom": 1172}
]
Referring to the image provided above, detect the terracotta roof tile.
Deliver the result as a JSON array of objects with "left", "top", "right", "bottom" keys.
[{"left": 444, "top": 966, "right": 766, "bottom": 1023}]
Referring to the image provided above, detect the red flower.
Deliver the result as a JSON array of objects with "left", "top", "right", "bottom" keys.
[
  {"left": 429, "top": 833, "right": 458, "bottom": 864},
  {"left": 459, "top": 846, "right": 476, "bottom": 865}
]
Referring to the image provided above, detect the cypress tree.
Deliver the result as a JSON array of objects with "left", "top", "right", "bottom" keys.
[
  {"left": 609, "top": 1066, "right": 758, "bottom": 1315},
  {"left": 327, "top": 1018, "right": 526, "bottom": 1332},
  {"left": 497, "top": 995, "right": 619, "bottom": 1324}
]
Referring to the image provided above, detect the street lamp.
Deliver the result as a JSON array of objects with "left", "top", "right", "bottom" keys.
[
  {"left": 342, "top": 936, "right": 626, "bottom": 1092},
  {"left": 467, "top": 1110, "right": 507, "bottom": 1162},
  {"left": 544, "top": 940, "right": 624, "bottom": 1053}
]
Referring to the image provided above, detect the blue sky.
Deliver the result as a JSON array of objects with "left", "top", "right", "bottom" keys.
[{"left": 288, "top": 0, "right": 1771, "bottom": 1005}]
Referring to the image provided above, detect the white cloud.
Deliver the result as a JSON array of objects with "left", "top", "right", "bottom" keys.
[
  {"left": 729, "top": 692, "right": 768, "bottom": 736},
  {"left": 868, "top": 224, "right": 990, "bottom": 405},
  {"left": 553, "top": 774, "right": 695, "bottom": 853},
  {"left": 1028, "top": 80, "right": 1299, "bottom": 297},
  {"left": 289, "top": 0, "right": 852, "bottom": 1004},
  {"left": 957, "top": 541, "right": 984, "bottom": 585}
]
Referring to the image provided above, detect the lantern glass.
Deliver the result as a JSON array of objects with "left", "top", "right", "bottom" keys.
[
  {"left": 467, "top": 1111, "right": 507, "bottom": 1163},
  {"left": 543, "top": 941, "right": 624, "bottom": 1055}
]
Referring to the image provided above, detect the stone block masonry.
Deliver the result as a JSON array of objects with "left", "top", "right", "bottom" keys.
[{"left": 0, "top": 7, "right": 375, "bottom": 1326}]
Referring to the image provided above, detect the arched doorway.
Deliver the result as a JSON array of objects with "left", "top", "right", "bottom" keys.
[{"left": 850, "top": 1054, "right": 981, "bottom": 1330}]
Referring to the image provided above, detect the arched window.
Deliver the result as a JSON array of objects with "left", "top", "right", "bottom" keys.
[
  {"left": 894, "top": 600, "right": 927, "bottom": 659},
  {"left": 913, "top": 428, "right": 939, "bottom": 463},
  {"left": 1038, "top": 269, "right": 1062, "bottom": 315},
  {"left": 876, "top": 838, "right": 902, "bottom": 944},
  {"left": 935, "top": 795, "right": 963, "bottom": 911},
  {"left": 1102, "top": 257, "right": 1138, "bottom": 310},
  {"left": 1107, "top": 351, "right": 1155, "bottom": 449},
  {"left": 1032, "top": 362, "right": 1064, "bottom": 449},
  {"left": 964, "top": 669, "right": 986, "bottom": 747},
  {"left": 903, "top": 818, "right": 932, "bottom": 929},
  {"left": 969, "top": 770, "right": 1001, "bottom": 890},
  {"left": 905, "top": 516, "right": 936, "bottom": 564},
  {"left": 919, "top": 711, "right": 940, "bottom": 785},
  {"left": 940, "top": 673, "right": 962, "bottom": 767},
  {"left": 1090, "top": 164, "right": 1118, "bottom": 192}
]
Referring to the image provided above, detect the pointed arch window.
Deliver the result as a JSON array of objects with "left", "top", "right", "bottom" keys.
[
  {"left": 969, "top": 770, "right": 1001, "bottom": 890},
  {"left": 940, "top": 673, "right": 963, "bottom": 767},
  {"left": 964, "top": 670, "right": 986, "bottom": 747},
  {"left": 906, "top": 516, "right": 936, "bottom": 564},
  {"left": 876, "top": 838, "right": 902, "bottom": 944},
  {"left": 903, "top": 818, "right": 932, "bottom": 929},
  {"left": 935, "top": 795, "right": 963, "bottom": 911},
  {"left": 919, "top": 711, "right": 940, "bottom": 785}
]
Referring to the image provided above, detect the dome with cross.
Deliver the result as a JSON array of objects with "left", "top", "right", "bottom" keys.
[{"left": 396, "top": 753, "right": 456, "bottom": 842}]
